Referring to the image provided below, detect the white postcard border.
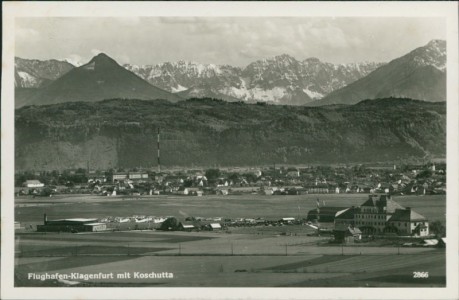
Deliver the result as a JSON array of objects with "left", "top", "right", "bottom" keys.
[{"left": 2, "top": 2, "right": 458, "bottom": 300}]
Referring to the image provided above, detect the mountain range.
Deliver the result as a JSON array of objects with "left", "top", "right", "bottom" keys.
[
  {"left": 15, "top": 57, "right": 74, "bottom": 88},
  {"left": 14, "top": 39, "right": 446, "bottom": 108},
  {"left": 124, "top": 56, "right": 384, "bottom": 105},
  {"left": 15, "top": 98, "right": 446, "bottom": 170},
  {"left": 15, "top": 53, "right": 181, "bottom": 108}
]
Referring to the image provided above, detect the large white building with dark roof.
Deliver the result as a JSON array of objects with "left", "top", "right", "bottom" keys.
[
  {"left": 354, "top": 194, "right": 406, "bottom": 234},
  {"left": 335, "top": 194, "right": 429, "bottom": 237}
]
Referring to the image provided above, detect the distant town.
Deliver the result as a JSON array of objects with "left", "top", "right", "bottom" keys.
[{"left": 16, "top": 163, "right": 446, "bottom": 198}]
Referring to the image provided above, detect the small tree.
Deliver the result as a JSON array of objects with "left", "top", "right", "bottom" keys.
[
  {"left": 183, "top": 179, "right": 193, "bottom": 187},
  {"left": 429, "top": 220, "right": 446, "bottom": 238},
  {"left": 228, "top": 173, "right": 240, "bottom": 182},
  {"left": 160, "top": 217, "right": 180, "bottom": 231},
  {"left": 416, "top": 169, "right": 432, "bottom": 180},
  {"left": 76, "top": 168, "right": 87, "bottom": 174},
  {"left": 243, "top": 173, "right": 258, "bottom": 183},
  {"left": 205, "top": 169, "right": 221, "bottom": 182},
  {"left": 105, "top": 169, "right": 114, "bottom": 181}
]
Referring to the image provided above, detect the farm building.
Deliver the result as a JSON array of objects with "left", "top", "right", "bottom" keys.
[
  {"left": 261, "top": 188, "right": 274, "bottom": 195},
  {"left": 216, "top": 188, "right": 229, "bottom": 195},
  {"left": 88, "top": 176, "right": 107, "bottom": 184},
  {"left": 22, "top": 180, "right": 44, "bottom": 188},
  {"left": 36, "top": 215, "right": 107, "bottom": 233},
  {"left": 128, "top": 172, "right": 149, "bottom": 180},
  {"left": 333, "top": 224, "right": 362, "bottom": 243},
  {"left": 179, "top": 222, "right": 196, "bottom": 232},
  {"left": 82, "top": 223, "right": 107, "bottom": 231},
  {"left": 112, "top": 172, "right": 128, "bottom": 182},
  {"left": 251, "top": 169, "right": 262, "bottom": 177},
  {"left": 208, "top": 223, "right": 222, "bottom": 230},
  {"left": 280, "top": 217, "right": 296, "bottom": 224},
  {"left": 304, "top": 185, "right": 329, "bottom": 194},
  {"left": 228, "top": 186, "right": 260, "bottom": 194},
  {"left": 178, "top": 187, "right": 203, "bottom": 196},
  {"left": 286, "top": 169, "right": 300, "bottom": 177}
]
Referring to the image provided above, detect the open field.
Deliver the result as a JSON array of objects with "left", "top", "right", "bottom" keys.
[
  {"left": 16, "top": 230, "right": 437, "bottom": 257},
  {"left": 15, "top": 194, "right": 446, "bottom": 225},
  {"left": 15, "top": 232, "right": 445, "bottom": 287},
  {"left": 14, "top": 193, "right": 446, "bottom": 287},
  {"left": 15, "top": 229, "right": 444, "bottom": 287}
]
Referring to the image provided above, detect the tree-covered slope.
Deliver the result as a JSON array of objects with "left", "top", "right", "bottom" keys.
[{"left": 15, "top": 98, "right": 446, "bottom": 170}]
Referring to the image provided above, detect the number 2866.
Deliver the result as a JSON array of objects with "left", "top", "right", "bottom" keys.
[{"left": 413, "top": 272, "right": 429, "bottom": 278}]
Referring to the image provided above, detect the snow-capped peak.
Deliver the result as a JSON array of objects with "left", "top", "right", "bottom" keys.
[
  {"left": 407, "top": 39, "right": 446, "bottom": 71},
  {"left": 123, "top": 55, "right": 386, "bottom": 104}
]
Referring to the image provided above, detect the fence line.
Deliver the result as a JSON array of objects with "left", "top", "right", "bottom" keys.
[{"left": 16, "top": 244, "right": 442, "bottom": 258}]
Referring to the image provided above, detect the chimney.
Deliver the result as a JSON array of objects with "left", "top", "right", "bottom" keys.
[
  {"left": 157, "top": 127, "right": 161, "bottom": 173},
  {"left": 44, "top": 213, "right": 48, "bottom": 225}
]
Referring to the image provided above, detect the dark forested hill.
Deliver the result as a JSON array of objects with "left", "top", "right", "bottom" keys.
[{"left": 15, "top": 98, "right": 446, "bottom": 170}]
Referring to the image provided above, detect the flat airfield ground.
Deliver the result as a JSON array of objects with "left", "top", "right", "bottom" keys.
[
  {"left": 15, "top": 193, "right": 446, "bottom": 224},
  {"left": 14, "top": 193, "right": 446, "bottom": 287}
]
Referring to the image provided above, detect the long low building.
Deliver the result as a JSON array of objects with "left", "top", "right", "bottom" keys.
[{"left": 37, "top": 215, "right": 107, "bottom": 232}]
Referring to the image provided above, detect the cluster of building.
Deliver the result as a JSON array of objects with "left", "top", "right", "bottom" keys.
[
  {"left": 34, "top": 213, "right": 304, "bottom": 233},
  {"left": 329, "top": 194, "right": 430, "bottom": 243},
  {"left": 34, "top": 194, "right": 431, "bottom": 245},
  {"left": 16, "top": 163, "right": 446, "bottom": 198},
  {"left": 36, "top": 214, "right": 167, "bottom": 233}
]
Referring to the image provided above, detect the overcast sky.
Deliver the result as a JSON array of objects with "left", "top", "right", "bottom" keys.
[{"left": 15, "top": 17, "right": 446, "bottom": 67}]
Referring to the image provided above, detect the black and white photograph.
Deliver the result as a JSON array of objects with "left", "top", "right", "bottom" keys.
[{"left": 2, "top": 2, "right": 458, "bottom": 300}]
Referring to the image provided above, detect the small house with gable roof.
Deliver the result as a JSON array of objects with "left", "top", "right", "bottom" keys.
[{"left": 386, "top": 207, "right": 429, "bottom": 236}]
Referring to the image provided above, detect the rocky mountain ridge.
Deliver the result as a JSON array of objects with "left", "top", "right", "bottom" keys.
[
  {"left": 15, "top": 57, "right": 75, "bottom": 88},
  {"left": 312, "top": 39, "right": 447, "bottom": 106},
  {"left": 124, "top": 55, "right": 384, "bottom": 105},
  {"left": 14, "top": 39, "right": 446, "bottom": 107}
]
